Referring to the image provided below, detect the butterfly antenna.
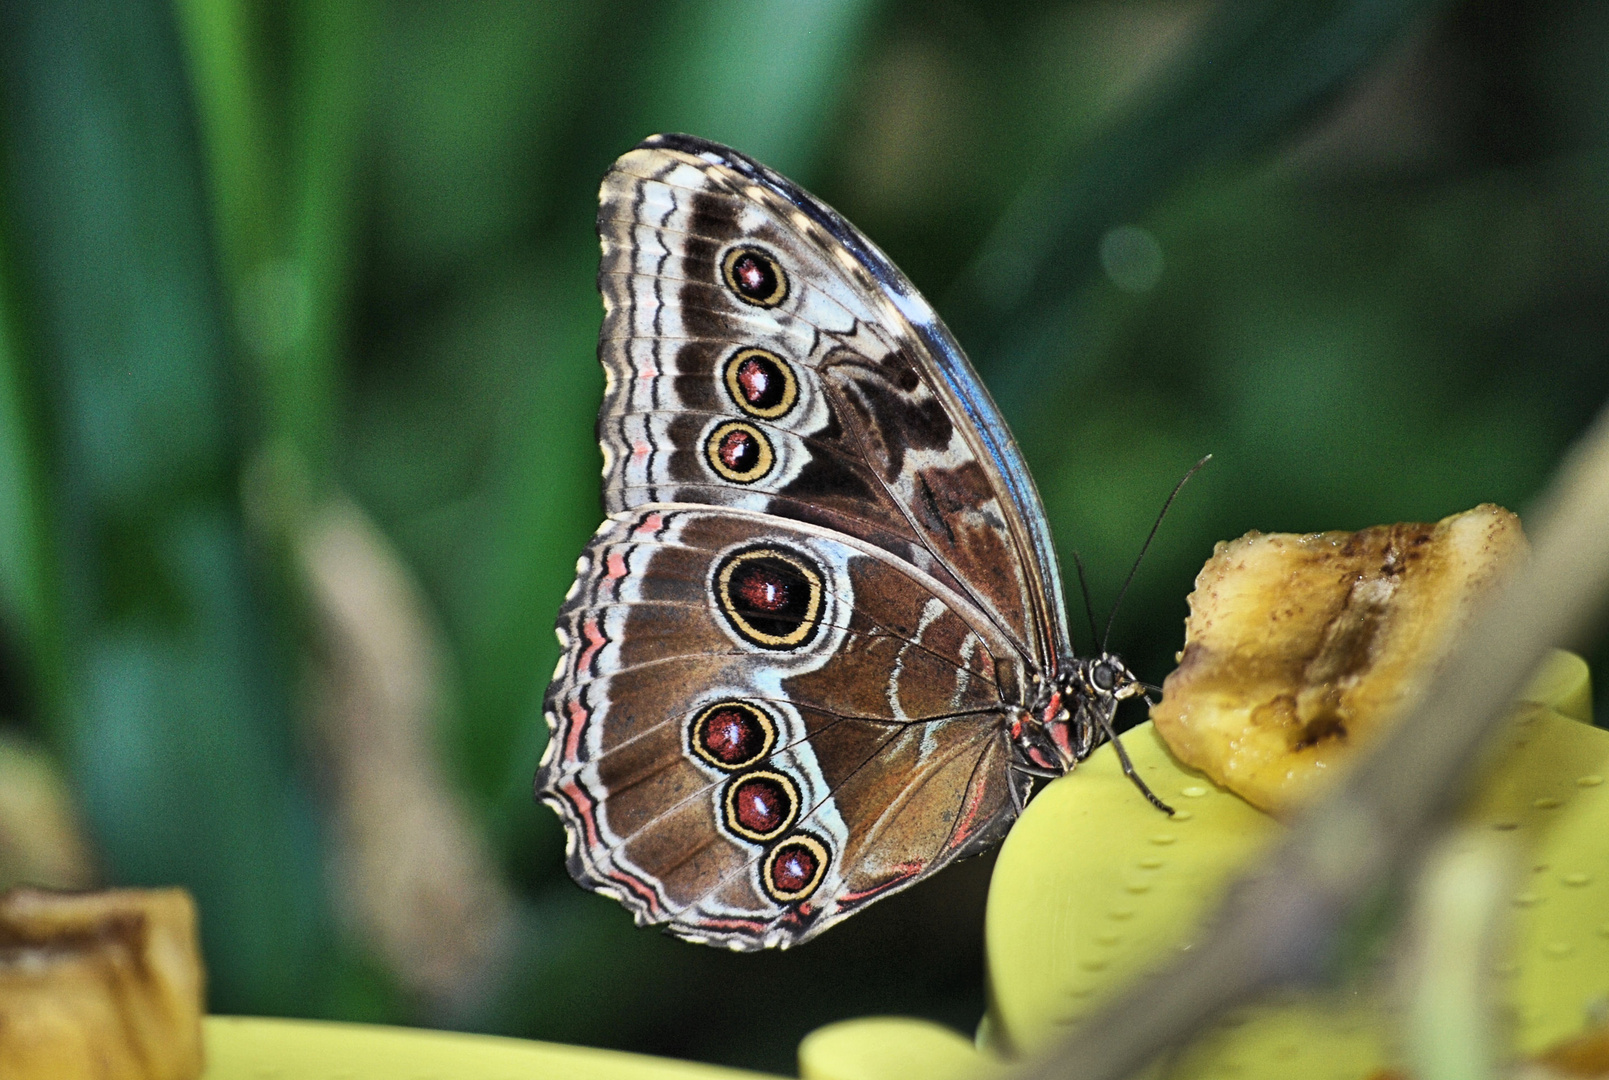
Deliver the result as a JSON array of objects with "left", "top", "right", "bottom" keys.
[
  {"left": 1102, "top": 454, "right": 1213, "bottom": 652},
  {"left": 1071, "top": 550, "right": 1102, "bottom": 656}
]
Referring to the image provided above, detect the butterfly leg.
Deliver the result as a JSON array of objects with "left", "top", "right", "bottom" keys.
[{"left": 1093, "top": 703, "right": 1175, "bottom": 815}]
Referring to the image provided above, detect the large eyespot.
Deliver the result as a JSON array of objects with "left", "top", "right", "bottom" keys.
[
  {"left": 723, "top": 348, "right": 798, "bottom": 419},
  {"left": 762, "top": 833, "right": 830, "bottom": 903},
  {"left": 689, "top": 701, "right": 776, "bottom": 771},
  {"left": 705, "top": 420, "right": 775, "bottom": 484},
  {"left": 721, "top": 246, "right": 788, "bottom": 307},
  {"left": 722, "top": 770, "right": 799, "bottom": 842},
  {"left": 714, "top": 546, "right": 824, "bottom": 650}
]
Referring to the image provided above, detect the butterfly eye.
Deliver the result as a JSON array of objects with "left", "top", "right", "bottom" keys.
[
  {"left": 1092, "top": 662, "right": 1116, "bottom": 692},
  {"left": 723, "top": 348, "right": 798, "bottom": 419},
  {"left": 722, "top": 246, "right": 789, "bottom": 307}
]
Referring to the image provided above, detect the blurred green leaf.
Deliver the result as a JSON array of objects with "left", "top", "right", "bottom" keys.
[
  {"left": 950, "top": 0, "right": 1453, "bottom": 413},
  {"left": 374, "top": 0, "right": 601, "bottom": 268},
  {"left": 0, "top": 0, "right": 332, "bottom": 1012},
  {"left": 178, "top": 0, "right": 375, "bottom": 479},
  {"left": 642, "top": 0, "right": 886, "bottom": 180},
  {"left": 0, "top": 214, "right": 65, "bottom": 732},
  {"left": 171, "top": 0, "right": 282, "bottom": 285},
  {"left": 277, "top": 0, "right": 374, "bottom": 477}
]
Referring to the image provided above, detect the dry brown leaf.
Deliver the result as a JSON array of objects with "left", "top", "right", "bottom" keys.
[
  {"left": 300, "top": 499, "right": 517, "bottom": 1015},
  {"left": 0, "top": 887, "right": 204, "bottom": 1080}
]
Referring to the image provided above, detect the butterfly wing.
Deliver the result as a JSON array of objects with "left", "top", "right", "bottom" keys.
[
  {"left": 596, "top": 134, "right": 1072, "bottom": 671},
  {"left": 537, "top": 506, "right": 1030, "bottom": 948}
]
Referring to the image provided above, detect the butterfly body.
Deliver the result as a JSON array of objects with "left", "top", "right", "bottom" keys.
[{"left": 536, "top": 134, "right": 1142, "bottom": 950}]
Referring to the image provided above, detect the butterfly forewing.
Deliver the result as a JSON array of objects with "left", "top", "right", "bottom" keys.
[{"left": 595, "top": 136, "right": 1063, "bottom": 665}]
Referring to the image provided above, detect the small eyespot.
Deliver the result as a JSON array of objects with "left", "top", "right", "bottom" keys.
[
  {"left": 689, "top": 701, "right": 776, "bottom": 771},
  {"left": 705, "top": 420, "right": 774, "bottom": 484},
  {"left": 722, "top": 770, "right": 799, "bottom": 842},
  {"left": 721, "top": 247, "right": 788, "bottom": 307},
  {"left": 763, "top": 833, "right": 830, "bottom": 902},
  {"left": 723, "top": 348, "right": 798, "bottom": 419}
]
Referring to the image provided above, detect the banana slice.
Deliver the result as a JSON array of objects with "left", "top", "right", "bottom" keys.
[{"left": 1150, "top": 504, "right": 1528, "bottom": 814}]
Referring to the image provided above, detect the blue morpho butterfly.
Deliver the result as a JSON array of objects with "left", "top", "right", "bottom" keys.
[{"left": 536, "top": 134, "right": 1179, "bottom": 950}]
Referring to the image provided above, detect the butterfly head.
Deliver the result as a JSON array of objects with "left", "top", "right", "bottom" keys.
[
  {"left": 1075, "top": 653, "right": 1147, "bottom": 707},
  {"left": 1014, "top": 654, "right": 1143, "bottom": 775}
]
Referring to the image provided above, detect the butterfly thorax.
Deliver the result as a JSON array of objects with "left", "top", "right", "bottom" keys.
[{"left": 1012, "top": 654, "right": 1142, "bottom": 776}]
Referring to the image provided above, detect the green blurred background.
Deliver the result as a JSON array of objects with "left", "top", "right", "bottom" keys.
[{"left": 0, "top": 0, "right": 1606, "bottom": 1072}]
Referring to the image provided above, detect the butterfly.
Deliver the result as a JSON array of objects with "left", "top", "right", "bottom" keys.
[{"left": 535, "top": 134, "right": 1167, "bottom": 951}]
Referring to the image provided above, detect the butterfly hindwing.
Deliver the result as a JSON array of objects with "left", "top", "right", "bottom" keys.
[{"left": 537, "top": 505, "right": 1030, "bottom": 948}]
